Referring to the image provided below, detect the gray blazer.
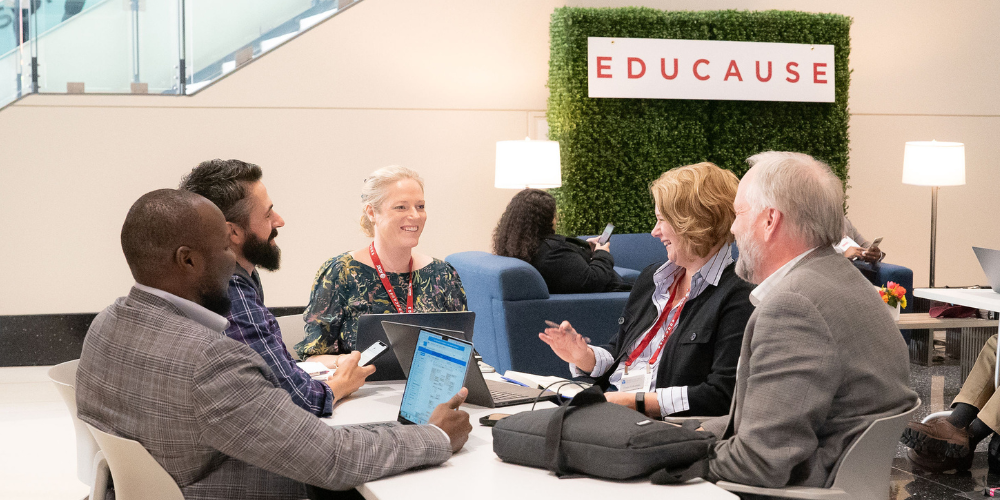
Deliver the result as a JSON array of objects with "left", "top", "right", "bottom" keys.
[
  {"left": 703, "top": 246, "right": 917, "bottom": 488},
  {"left": 76, "top": 287, "right": 451, "bottom": 500}
]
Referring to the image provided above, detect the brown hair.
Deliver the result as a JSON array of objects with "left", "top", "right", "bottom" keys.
[
  {"left": 492, "top": 189, "right": 557, "bottom": 262},
  {"left": 650, "top": 162, "right": 739, "bottom": 259}
]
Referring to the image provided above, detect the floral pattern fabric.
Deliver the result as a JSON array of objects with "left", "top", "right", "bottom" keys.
[{"left": 296, "top": 252, "right": 467, "bottom": 357}]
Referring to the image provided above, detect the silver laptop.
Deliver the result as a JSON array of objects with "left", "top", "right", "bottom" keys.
[{"left": 973, "top": 247, "right": 1000, "bottom": 292}]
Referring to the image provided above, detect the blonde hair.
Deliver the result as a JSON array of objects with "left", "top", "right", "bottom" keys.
[
  {"left": 650, "top": 162, "right": 739, "bottom": 259},
  {"left": 359, "top": 165, "right": 425, "bottom": 237}
]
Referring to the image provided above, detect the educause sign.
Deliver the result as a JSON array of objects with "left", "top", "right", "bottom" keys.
[{"left": 588, "top": 37, "right": 835, "bottom": 103}]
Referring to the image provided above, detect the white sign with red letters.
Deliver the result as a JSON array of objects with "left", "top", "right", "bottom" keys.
[{"left": 587, "top": 37, "right": 835, "bottom": 103}]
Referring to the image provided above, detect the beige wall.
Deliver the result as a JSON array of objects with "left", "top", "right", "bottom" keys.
[{"left": 2, "top": 0, "right": 998, "bottom": 314}]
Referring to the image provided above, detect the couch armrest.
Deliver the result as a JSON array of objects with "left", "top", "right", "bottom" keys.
[{"left": 446, "top": 251, "right": 548, "bottom": 301}]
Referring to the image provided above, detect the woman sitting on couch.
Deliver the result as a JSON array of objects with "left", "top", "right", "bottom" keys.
[
  {"left": 493, "top": 189, "right": 626, "bottom": 294},
  {"left": 539, "top": 162, "right": 754, "bottom": 418}
]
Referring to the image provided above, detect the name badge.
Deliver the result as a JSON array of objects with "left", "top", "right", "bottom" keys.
[{"left": 619, "top": 364, "right": 653, "bottom": 393}]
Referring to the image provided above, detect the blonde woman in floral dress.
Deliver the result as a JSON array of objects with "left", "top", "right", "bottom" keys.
[{"left": 296, "top": 166, "right": 467, "bottom": 368}]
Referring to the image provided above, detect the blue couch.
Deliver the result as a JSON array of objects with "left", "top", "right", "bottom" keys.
[{"left": 446, "top": 233, "right": 668, "bottom": 377}]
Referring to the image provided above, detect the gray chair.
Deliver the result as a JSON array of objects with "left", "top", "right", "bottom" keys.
[
  {"left": 85, "top": 423, "right": 184, "bottom": 500},
  {"left": 716, "top": 399, "right": 920, "bottom": 500},
  {"left": 48, "top": 360, "right": 109, "bottom": 500},
  {"left": 276, "top": 313, "right": 307, "bottom": 360}
]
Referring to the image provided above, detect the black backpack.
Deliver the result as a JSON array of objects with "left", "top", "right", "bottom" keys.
[{"left": 492, "top": 385, "right": 717, "bottom": 483}]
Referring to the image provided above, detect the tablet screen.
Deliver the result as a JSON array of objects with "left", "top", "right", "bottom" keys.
[{"left": 398, "top": 329, "right": 473, "bottom": 425}]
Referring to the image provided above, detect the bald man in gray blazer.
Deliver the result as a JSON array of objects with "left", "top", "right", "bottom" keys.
[{"left": 702, "top": 152, "right": 917, "bottom": 488}]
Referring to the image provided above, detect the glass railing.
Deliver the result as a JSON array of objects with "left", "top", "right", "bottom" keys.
[{"left": 0, "top": 0, "right": 356, "bottom": 108}]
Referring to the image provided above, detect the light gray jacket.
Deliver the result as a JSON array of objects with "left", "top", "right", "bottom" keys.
[
  {"left": 704, "top": 246, "right": 917, "bottom": 487},
  {"left": 77, "top": 287, "right": 451, "bottom": 500}
]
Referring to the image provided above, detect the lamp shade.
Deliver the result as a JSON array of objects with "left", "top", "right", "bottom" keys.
[
  {"left": 902, "top": 141, "right": 966, "bottom": 186},
  {"left": 495, "top": 139, "right": 561, "bottom": 189}
]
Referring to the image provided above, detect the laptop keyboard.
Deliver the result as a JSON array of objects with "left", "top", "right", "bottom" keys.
[{"left": 490, "top": 388, "right": 540, "bottom": 403}]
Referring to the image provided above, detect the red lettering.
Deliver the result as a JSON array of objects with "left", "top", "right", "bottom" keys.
[
  {"left": 660, "top": 58, "right": 678, "bottom": 80},
  {"left": 597, "top": 57, "right": 612, "bottom": 78},
  {"left": 628, "top": 57, "right": 646, "bottom": 79},
  {"left": 786, "top": 62, "right": 800, "bottom": 83},
  {"left": 693, "top": 59, "right": 710, "bottom": 81},
  {"left": 724, "top": 60, "right": 743, "bottom": 81},
  {"left": 756, "top": 61, "right": 772, "bottom": 82},
  {"left": 813, "top": 62, "right": 828, "bottom": 84}
]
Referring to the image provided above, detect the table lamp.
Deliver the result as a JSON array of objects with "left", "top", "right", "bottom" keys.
[
  {"left": 495, "top": 138, "right": 561, "bottom": 189},
  {"left": 902, "top": 140, "right": 966, "bottom": 287}
]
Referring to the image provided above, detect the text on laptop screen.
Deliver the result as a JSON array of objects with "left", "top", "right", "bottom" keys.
[{"left": 398, "top": 330, "right": 472, "bottom": 425}]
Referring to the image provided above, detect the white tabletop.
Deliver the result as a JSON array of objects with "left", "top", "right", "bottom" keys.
[
  {"left": 323, "top": 381, "right": 736, "bottom": 500},
  {"left": 914, "top": 288, "right": 1000, "bottom": 312}
]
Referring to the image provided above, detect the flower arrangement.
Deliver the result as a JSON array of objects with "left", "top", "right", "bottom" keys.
[{"left": 879, "top": 281, "right": 907, "bottom": 309}]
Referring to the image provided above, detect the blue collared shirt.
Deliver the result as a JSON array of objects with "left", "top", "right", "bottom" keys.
[{"left": 225, "top": 265, "right": 334, "bottom": 417}]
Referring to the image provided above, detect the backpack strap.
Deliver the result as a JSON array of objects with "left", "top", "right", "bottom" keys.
[
  {"left": 649, "top": 427, "right": 716, "bottom": 485},
  {"left": 544, "top": 385, "right": 607, "bottom": 477}
]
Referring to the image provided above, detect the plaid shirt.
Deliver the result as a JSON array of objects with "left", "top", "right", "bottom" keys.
[{"left": 226, "top": 265, "right": 334, "bottom": 416}]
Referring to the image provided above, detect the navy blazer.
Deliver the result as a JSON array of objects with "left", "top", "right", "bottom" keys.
[{"left": 599, "top": 261, "right": 754, "bottom": 416}]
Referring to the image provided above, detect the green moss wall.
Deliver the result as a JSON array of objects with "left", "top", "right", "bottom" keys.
[{"left": 547, "top": 7, "right": 852, "bottom": 234}]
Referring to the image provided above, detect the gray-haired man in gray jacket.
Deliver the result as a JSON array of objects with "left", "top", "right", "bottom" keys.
[{"left": 702, "top": 151, "right": 917, "bottom": 488}]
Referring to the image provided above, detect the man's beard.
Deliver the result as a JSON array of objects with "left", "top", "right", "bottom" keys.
[
  {"left": 199, "top": 282, "right": 232, "bottom": 316},
  {"left": 243, "top": 228, "right": 281, "bottom": 272},
  {"left": 734, "top": 231, "right": 763, "bottom": 285}
]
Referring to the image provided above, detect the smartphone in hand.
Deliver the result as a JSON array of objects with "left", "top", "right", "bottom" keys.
[
  {"left": 358, "top": 341, "right": 390, "bottom": 367},
  {"left": 597, "top": 223, "right": 615, "bottom": 245}
]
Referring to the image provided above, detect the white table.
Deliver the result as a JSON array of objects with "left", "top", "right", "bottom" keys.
[
  {"left": 914, "top": 288, "right": 1000, "bottom": 383},
  {"left": 915, "top": 288, "right": 1000, "bottom": 312},
  {"left": 323, "top": 381, "right": 736, "bottom": 500}
]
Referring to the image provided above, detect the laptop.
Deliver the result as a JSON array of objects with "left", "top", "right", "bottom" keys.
[
  {"left": 382, "top": 321, "right": 559, "bottom": 408},
  {"left": 355, "top": 312, "right": 476, "bottom": 381},
  {"left": 974, "top": 247, "right": 1000, "bottom": 292},
  {"left": 397, "top": 330, "right": 476, "bottom": 424},
  {"left": 332, "top": 329, "right": 475, "bottom": 431}
]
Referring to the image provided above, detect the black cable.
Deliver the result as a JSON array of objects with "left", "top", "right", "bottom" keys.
[{"left": 530, "top": 380, "right": 591, "bottom": 411}]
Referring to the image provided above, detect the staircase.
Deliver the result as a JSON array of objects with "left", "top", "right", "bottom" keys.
[{"left": 0, "top": 0, "right": 360, "bottom": 109}]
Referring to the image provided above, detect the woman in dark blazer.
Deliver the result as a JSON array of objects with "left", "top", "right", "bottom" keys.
[
  {"left": 493, "top": 189, "right": 624, "bottom": 293},
  {"left": 540, "top": 162, "right": 754, "bottom": 418}
]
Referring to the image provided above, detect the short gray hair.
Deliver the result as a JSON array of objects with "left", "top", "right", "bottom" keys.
[
  {"left": 743, "top": 151, "right": 844, "bottom": 248},
  {"left": 360, "top": 165, "right": 425, "bottom": 237}
]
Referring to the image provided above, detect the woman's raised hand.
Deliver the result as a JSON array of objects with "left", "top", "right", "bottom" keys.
[{"left": 539, "top": 320, "right": 597, "bottom": 373}]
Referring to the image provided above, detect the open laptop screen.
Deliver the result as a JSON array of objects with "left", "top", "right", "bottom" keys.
[{"left": 397, "top": 330, "right": 473, "bottom": 425}]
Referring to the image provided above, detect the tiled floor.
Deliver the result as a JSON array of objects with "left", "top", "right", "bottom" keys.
[
  {"left": 0, "top": 335, "right": 995, "bottom": 499},
  {"left": 890, "top": 354, "right": 1000, "bottom": 500}
]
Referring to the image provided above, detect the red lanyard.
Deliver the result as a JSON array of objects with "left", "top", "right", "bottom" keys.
[
  {"left": 369, "top": 242, "right": 414, "bottom": 314},
  {"left": 624, "top": 270, "right": 688, "bottom": 369}
]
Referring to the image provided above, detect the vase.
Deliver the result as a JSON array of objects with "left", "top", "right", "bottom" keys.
[{"left": 890, "top": 303, "right": 900, "bottom": 321}]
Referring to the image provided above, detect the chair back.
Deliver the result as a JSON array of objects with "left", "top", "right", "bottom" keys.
[
  {"left": 85, "top": 423, "right": 184, "bottom": 500},
  {"left": 830, "top": 399, "right": 920, "bottom": 498},
  {"left": 48, "top": 360, "right": 102, "bottom": 485},
  {"left": 275, "top": 314, "right": 307, "bottom": 360},
  {"left": 577, "top": 232, "right": 668, "bottom": 272},
  {"left": 447, "top": 251, "right": 550, "bottom": 372},
  {"left": 716, "top": 399, "right": 920, "bottom": 499}
]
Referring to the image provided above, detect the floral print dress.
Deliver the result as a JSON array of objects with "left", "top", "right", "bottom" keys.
[{"left": 295, "top": 252, "right": 467, "bottom": 357}]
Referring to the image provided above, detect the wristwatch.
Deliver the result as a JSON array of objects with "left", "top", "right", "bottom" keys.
[{"left": 635, "top": 392, "right": 646, "bottom": 415}]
